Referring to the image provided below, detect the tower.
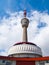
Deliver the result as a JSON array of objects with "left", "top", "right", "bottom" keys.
[
  {"left": 21, "top": 10, "right": 29, "bottom": 42},
  {"left": 8, "top": 10, "right": 42, "bottom": 58}
]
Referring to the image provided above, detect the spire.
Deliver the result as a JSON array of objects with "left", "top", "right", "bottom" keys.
[{"left": 24, "top": 10, "right": 26, "bottom": 17}]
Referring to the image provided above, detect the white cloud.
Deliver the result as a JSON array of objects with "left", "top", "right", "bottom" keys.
[
  {"left": 33, "top": 26, "right": 49, "bottom": 56},
  {"left": 0, "top": 10, "right": 49, "bottom": 56}
]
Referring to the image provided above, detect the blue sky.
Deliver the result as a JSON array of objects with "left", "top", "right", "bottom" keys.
[
  {"left": 0, "top": 0, "right": 49, "bottom": 18},
  {"left": 0, "top": 0, "right": 49, "bottom": 56}
]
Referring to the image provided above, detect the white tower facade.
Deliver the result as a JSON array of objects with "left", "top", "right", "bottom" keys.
[
  {"left": 21, "top": 10, "right": 29, "bottom": 42},
  {"left": 21, "top": 18, "right": 29, "bottom": 42},
  {"left": 8, "top": 10, "right": 42, "bottom": 58}
]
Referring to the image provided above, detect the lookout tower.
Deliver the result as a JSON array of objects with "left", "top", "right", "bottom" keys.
[
  {"left": 8, "top": 10, "right": 42, "bottom": 58},
  {"left": 21, "top": 10, "right": 29, "bottom": 42}
]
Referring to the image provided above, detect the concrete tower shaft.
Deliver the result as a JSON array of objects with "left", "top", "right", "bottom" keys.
[{"left": 21, "top": 10, "right": 29, "bottom": 42}]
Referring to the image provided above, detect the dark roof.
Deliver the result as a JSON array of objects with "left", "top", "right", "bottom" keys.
[{"left": 14, "top": 42, "right": 36, "bottom": 46}]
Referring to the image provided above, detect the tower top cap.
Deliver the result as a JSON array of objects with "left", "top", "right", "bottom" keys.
[{"left": 24, "top": 10, "right": 26, "bottom": 17}]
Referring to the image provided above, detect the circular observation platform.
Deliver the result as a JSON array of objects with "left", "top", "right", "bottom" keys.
[{"left": 8, "top": 42, "right": 42, "bottom": 58}]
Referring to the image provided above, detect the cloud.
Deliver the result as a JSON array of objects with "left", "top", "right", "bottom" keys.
[
  {"left": 33, "top": 26, "right": 49, "bottom": 55},
  {"left": 28, "top": 11, "right": 49, "bottom": 56},
  {"left": 0, "top": 10, "right": 49, "bottom": 56}
]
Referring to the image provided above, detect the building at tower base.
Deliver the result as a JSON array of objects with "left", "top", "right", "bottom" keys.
[{"left": 8, "top": 42, "right": 42, "bottom": 58}]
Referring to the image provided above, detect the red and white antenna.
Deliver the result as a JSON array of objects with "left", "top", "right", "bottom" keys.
[{"left": 24, "top": 10, "right": 26, "bottom": 17}]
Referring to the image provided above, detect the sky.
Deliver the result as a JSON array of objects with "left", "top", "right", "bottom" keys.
[{"left": 0, "top": 0, "right": 49, "bottom": 56}]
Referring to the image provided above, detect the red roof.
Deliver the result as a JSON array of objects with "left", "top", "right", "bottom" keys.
[
  {"left": 0, "top": 56, "right": 49, "bottom": 61},
  {"left": 13, "top": 42, "right": 36, "bottom": 46}
]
